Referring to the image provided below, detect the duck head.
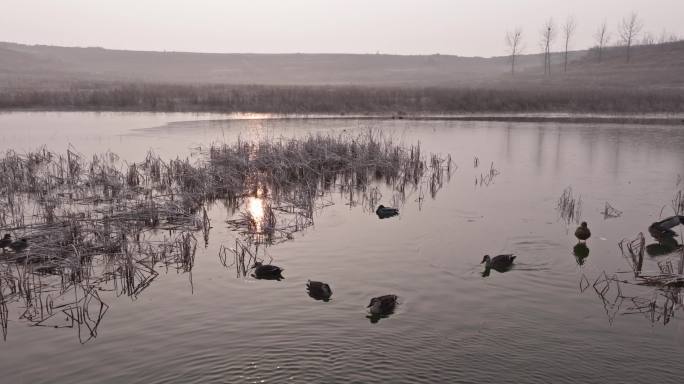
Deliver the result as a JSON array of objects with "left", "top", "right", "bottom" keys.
[
  {"left": 252, "top": 261, "right": 263, "bottom": 268},
  {"left": 481, "top": 255, "right": 491, "bottom": 264},
  {"left": 366, "top": 297, "right": 391, "bottom": 313},
  {"left": 580, "top": 222, "right": 588, "bottom": 228}
]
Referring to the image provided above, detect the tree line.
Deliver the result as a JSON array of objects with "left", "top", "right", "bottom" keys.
[{"left": 505, "top": 12, "right": 681, "bottom": 75}]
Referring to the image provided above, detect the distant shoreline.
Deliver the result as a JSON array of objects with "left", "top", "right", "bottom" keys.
[
  {"left": 2, "top": 108, "right": 683, "bottom": 126},
  {"left": 2, "top": 83, "right": 682, "bottom": 119}
]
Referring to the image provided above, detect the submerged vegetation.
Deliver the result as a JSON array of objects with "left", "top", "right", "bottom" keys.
[{"left": 0, "top": 131, "right": 452, "bottom": 341}]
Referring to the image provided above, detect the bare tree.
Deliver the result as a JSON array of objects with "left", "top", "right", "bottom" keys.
[
  {"left": 658, "top": 29, "right": 668, "bottom": 44},
  {"left": 562, "top": 16, "right": 576, "bottom": 72},
  {"left": 618, "top": 12, "right": 643, "bottom": 63},
  {"left": 540, "top": 19, "right": 556, "bottom": 75},
  {"left": 641, "top": 31, "right": 655, "bottom": 45},
  {"left": 594, "top": 19, "right": 610, "bottom": 63},
  {"left": 505, "top": 27, "right": 524, "bottom": 75}
]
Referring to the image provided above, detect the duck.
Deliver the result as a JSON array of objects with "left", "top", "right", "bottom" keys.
[
  {"left": 648, "top": 216, "right": 682, "bottom": 239},
  {"left": 575, "top": 222, "right": 591, "bottom": 242},
  {"left": 376, "top": 205, "right": 399, "bottom": 219},
  {"left": 0, "top": 234, "right": 11, "bottom": 250},
  {"left": 251, "top": 261, "right": 284, "bottom": 280},
  {"left": 367, "top": 294, "right": 398, "bottom": 316},
  {"left": 481, "top": 254, "right": 516, "bottom": 271},
  {"left": 306, "top": 280, "right": 332, "bottom": 301},
  {"left": 8, "top": 238, "right": 28, "bottom": 252}
]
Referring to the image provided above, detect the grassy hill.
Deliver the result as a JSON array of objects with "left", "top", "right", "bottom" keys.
[
  {"left": 503, "top": 41, "right": 684, "bottom": 89},
  {"left": 0, "top": 41, "right": 569, "bottom": 88},
  {"left": 0, "top": 41, "right": 682, "bottom": 114}
]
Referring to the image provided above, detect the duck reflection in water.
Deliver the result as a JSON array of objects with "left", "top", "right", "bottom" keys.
[
  {"left": 573, "top": 243, "right": 590, "bottom": 265},
  {"left": 366, "top": 294, "right": 398, "bottom": 324},
  {"left": 481, "top": 254, "right": 516, "bottom": 277},
  {"left": 646, "top": 233, "right": 682, "bottom": 257}
]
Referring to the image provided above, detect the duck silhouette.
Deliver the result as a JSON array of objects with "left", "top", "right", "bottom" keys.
[
  {"left": 575, "top": 222, "right": 591, "bottom": 242},
  {"left": 8, "top": 238, "right": 28, "bottom": 252},
  {"left": 648, "top": 216, "right": 683, "bottom": 239},
  {"left": 376, "top": 205, "right": 399, "bottom": 219},
  {"left": 366, "top": 294, "right": 398, "bottom": 323},
  {"left": 306, "top": 280, "right": 332, "bottom": 301},
  {"left": 251, "top": 261, "right": 284, "bottom": 280},
  {"left": 481, "top": 254, "right": 516, "bottom": 271},
  {"left": 0, "top": 234, "right": 11, "bottom": 250}
]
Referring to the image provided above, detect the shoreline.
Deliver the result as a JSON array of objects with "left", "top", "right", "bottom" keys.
[{"left": 1, "top": 109, "right": 683, "bottom": 126}]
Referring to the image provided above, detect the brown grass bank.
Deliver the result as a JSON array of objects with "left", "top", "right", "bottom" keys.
[{"left": 1, "top": 83, "right": 683, "bottom": 114}]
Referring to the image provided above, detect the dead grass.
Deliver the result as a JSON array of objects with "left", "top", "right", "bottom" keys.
[
  {"left": 0, "top": 130, "right": 452, "bottom": 340},
  {"left": 557, "top": 186, "right": 582, "bottom": 225}
]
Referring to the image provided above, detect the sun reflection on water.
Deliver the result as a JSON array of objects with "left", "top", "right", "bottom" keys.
[{"left": 247, "top": 189, "right": 266, "bottom": 233}]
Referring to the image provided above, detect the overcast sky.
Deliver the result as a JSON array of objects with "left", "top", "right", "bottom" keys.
[{"left": 1, "top": 0, "right": 682, "bottom": 57}]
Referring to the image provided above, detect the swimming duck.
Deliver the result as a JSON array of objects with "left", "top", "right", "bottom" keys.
[
  {"left": 575, "top": 222, "right": 591, "bottom": 242},
  {"left": 376, "top": 205, "right": 399, "bottom": 219},
  {"left": 367, "top": 294, "right": 398, "bottom": 315},
  {"left": 252, "top": 261, "right": 284, "bottom": 280},
  {"left": 648, "top": 216, "right": 682, "bottom": 239},
  {"left": 8, "top": 238, "right": 28, "bottom": 252},
  {"left": 481, "top": 254, "right": 516, "bottom": 271},
  {"left": 306, "top": 280, "right": 332, "bottom": 301},
  {"left": 0, "top": 234, "right": 11, "bottom": 250}
]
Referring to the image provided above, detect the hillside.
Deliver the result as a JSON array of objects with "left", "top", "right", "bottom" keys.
[
  {"left": 0, "top": 41, "right": 682, "bottom": 114},
  {"left": 504, "top": 41, "right": 684, "bottom": 89},
  {"left": 0, "top": 41, "right": 565, "bottom": 88}
]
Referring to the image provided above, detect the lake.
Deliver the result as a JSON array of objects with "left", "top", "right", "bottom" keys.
[{"left": 1, "top": 112, "right": 683, "bottom": 383}]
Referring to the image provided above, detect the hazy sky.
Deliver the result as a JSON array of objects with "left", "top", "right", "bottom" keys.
[{"left": 1, "top": 0, "right": 683, "bottom": 57}]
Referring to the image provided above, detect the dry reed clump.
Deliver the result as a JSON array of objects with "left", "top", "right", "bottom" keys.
[
  {"left": 557, "top": 186, "right": 582, "bottom": 225},
  {"left": 581, "top": 270, "right": 682, "bottom": 326},
  {"left": 584, "top": 203, "right": 684, "bottom": 325},
  {"left": 603, "top": 202, "right": 623, "bottom": 219},
  {"left": 213, "top": 131, "right": 452, "bottom": 246},
  {"left": 0, "top": 131, "right": 453, "bottom": 340},
  {"left": 673, "top": 190, "right": 684, "bottom": 216},
  {"left": 581, "top": 189, "right": 684, "bottom": 326},
  {"left": 0, "top": 147, "right": 202, "bottom": 342},
  {"left": 579, "top": 233, "right": 683, "bottom": 326},
  {"left": 619, "top": 232, "right": 684, "bottom": 287},
  {"left": 474, "top": 161, "right": 499, "bottom": 187}
]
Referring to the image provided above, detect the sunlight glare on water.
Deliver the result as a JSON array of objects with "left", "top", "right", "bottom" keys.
[{"left": 248, "top": 195, "right": 265, "bottom": 232}]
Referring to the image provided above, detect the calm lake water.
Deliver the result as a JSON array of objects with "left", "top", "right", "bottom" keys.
[{"left": 1, "top": 112, "right": 683, "bottom": 383}]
